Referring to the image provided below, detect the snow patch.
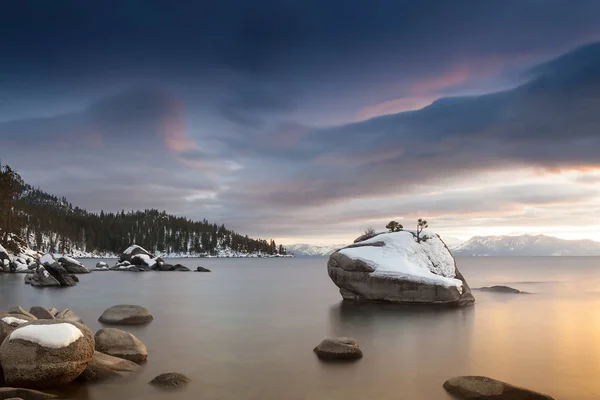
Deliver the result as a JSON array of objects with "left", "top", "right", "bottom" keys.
[
  {"left": 60, "top": 255, "right": 83, "bottom": 266},
  {"left": 10, "top": 323, "right": 83, "bottom": 348},
  {"left": 40, "top": 254, "right": 55, "bottom": 266},
  {"left": 339, "top": 230, "right": 463, "bottom": 291},
  {"left": 123, "top": 245, "right": 148, "bottom": 255},
  {"left": 2, "top": 317, "right": 28, "bottom": 325}
]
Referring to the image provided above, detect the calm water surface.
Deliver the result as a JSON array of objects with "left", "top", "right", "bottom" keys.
[{"left": 1, "top": 256, "right": 600, "bottom": 400}]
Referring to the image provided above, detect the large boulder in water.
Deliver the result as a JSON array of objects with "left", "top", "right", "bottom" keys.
[
  {"left": 327, "top": 231, "right": 474, "bottom": 306},
  {"left": 42, "top": 263, "right": 76, "bottom": 287},
  {"left": 443, "top": 376, "right": 556, "bottom": 400},
  {"left": 0, "top": 320, "right": 94, "bottom": 389},
  {"left": 57, "top": 256, "right": 90, "bottom": 274},
  {"left": 27, "top": 267, "right": 61, "bottom": 287},
  {"left": 78, "top": 351, "right": 139, "bottom": 382},
  {"left": 98, "top": 305, "right": 153, "bottom": 325},
  {"left": 119, "top": 245, "right": 152, "bottom": 263},
  {"left": 94, "top": 328, "right": 148, "bottom": 363}
]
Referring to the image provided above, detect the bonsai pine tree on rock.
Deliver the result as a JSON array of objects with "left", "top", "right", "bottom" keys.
[
  {"left": 416, "top": 218, "right": 428, "bottom": 243},
  {"left": 386, "top": 221, "right": 403, "bottom": 232}
]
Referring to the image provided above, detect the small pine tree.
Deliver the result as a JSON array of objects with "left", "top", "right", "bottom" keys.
[
  {"left": 386, "top": 221, "right": 403, "bottom": 232},
  {"left": 416, "top": 218, "right": 428, "bottom": 243}
]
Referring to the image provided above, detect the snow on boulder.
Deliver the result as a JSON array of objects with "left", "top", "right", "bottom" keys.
[
  {"left": 2, "top": 316, "right": 29, "bottom": 325},
  {"left": 0, "top": 320, "right": 94, "bottom": 389},
  {"left": 39, "top": 254, "right": 56, "bottom": 267},
  {"left": 9, "top": 323, "right": 83, "bottom": 348},
  {"left": 57, "top": 256, "right": 90, "bottom": 274},
  {"left": 328, "top": 230, "right": 474, "bottom": 306},
  {"left": 119, "top": 245, "right": 152, "bottom": 263}
]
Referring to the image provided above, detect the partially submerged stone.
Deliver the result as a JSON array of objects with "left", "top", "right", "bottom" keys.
[
  {"left": 443, "top": 376, "right": 556, "bottom": 400},
  {"left": 313, "top": 337, "right": 363, "bottom": 360},
  {"left": 149, "top": 372, "right": 190, "bottom": 388}
]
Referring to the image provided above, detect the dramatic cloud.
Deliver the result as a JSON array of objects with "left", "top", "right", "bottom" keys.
[{"left": 2, "top": 1, "right": 600, "bottom": 243}]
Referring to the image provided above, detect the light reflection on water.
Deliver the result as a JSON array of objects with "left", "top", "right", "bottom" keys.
[{"left": 0, "top": 256, "right": 599, "bottom": 399}]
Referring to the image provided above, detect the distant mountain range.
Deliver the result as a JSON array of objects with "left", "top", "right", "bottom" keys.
[
  {"left": 285, "top": 243, "right": 346, "bottom": 256},
  {"left": 287, "top": 234, "right": 600, "bottom": 257},
  {"left": 451, "top": 234, "right": 600, "bottom": 256}
]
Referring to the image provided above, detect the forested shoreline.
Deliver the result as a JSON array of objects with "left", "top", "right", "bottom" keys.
[{"left": 0, "top": 165, "right": 286, "bottom": 256}]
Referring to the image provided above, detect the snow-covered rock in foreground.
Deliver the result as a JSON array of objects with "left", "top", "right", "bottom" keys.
[
  {"left": 10, "top": 323, "right": 83, "bottom": 348},
  {"left": 328, "top": 230, "right": 474, "bottom": 306}
]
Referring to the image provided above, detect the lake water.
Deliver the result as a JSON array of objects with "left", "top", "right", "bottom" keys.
[{"left": 1, "top": 256, "right": 600, "bottom": 400}]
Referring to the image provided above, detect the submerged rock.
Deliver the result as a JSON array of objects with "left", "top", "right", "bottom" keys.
[
  {"left": 173, "top": 264, "right": 190, "bottom": 271},
  {"left": 313, "top": 337, "right": 363, "bottom": 360},
  {"left": 78, "top": 351, "right": 139, "bottom": 382},
  {"left": 98, "top": 305, "right": 153, "bottom": 325},
  {"left": 478, "top": 285, "right": 523, "bottom": 294},
  {"left": 0, "top": 320, "right": 94, "bottom": 389},
  {"left": 195, "top": 266, "right": 211, "bottom": 272},
  {"left": 94, "top": 328, "right": 148, "bottom": 363},
  {"left": 327, "top": 231, "right": 474, "bottom": 306},
  {"left": 149, "top": 372, "right": 190, "bottom": 388},
  {"left": 443, "top": 376, "right": 556, "bottom": 400}
]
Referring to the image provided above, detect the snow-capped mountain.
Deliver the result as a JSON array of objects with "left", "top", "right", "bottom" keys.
[
  {"left": 285, "top": 244, "right": 346, "bottom": 256},
  {"left": 452, "top": 234, "right": 600, "bottom": 256}
]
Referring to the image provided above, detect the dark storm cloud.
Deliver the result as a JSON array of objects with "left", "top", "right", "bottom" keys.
[{"left": 3, "top": 1, "right": 600, "bottom": 240}]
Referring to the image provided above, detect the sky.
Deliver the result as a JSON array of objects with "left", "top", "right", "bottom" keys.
[{"left": 2, "top": 0, "right": 600, "bottom": 245}]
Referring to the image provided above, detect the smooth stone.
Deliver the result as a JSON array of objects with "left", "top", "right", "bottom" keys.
[
  {"left": 77, "top": 351, "right": 139, "bottom": 382},
  {"left": 149, "top": 372, "right": 190, "bottom": 388},
  {"left": 1, "top": 307, "right": 37, "bottom": 320},
  {"left": 98, "top": 305, "right": 153, "bottom": 325},
  {"left": 94, "top": 328, "right": 148, "bottom": 363},
  {"left": 313, "top": 337, "right": 363, "bottom": 360},
  {"left": 195, "top": 266, "right": 211, "bottom": 272},
  {"left": 478, "top": 285, "right": 522, "bottom": 294},
  {"left": 173, "top": 264, "right": 190, "bottom": 271},
  {"left": 443, "top": 376, "right": 556, "bottom": 400},
  {"left": 28, "top": 307, "right": 54, "bottom": 320},
  {"left": 0, "top": 320, "right": 94, "bottom": 389}
]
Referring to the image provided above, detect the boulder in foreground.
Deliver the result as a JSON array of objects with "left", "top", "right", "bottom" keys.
[
  {"left": 0, "top": 320, "right": 94, "bottom": 389},
  {"left": 78, "top": 351, "right": 139, "bottom": 382},
  {"left": 443, "top": 376, "right": 556, "bottom": 400},
  {"left": 313, "top": 337, "right": 363, "bottom": 360},
  {"left": 149, "top": 372, "right": 190, "bottom": 388},
  {"left": 94, "top": 328, "right": 148, "bottom": 363},
  {"left": 98, "top": 305, "right": 153, "bottom": 325},
  {"left": 328, "top": 231, "right": 474, "bottom": 306}
]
